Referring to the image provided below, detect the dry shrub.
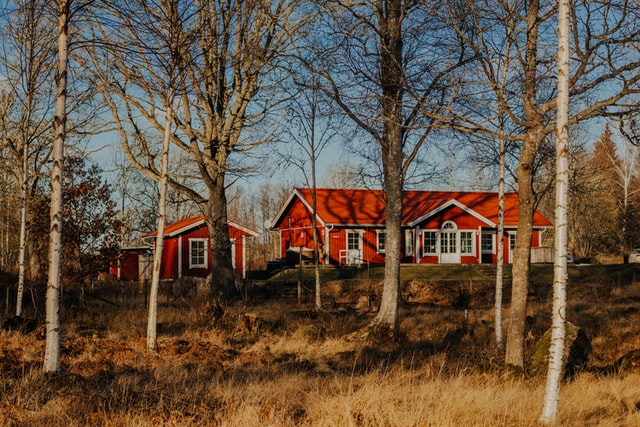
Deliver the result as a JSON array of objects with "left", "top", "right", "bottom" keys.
[{"left": 3, "top": 271, "right": 640, "bottom": 425}]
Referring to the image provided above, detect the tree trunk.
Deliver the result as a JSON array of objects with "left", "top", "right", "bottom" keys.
[
  {"left": 44, "top": 0, "right": 69, "bottom": 374},
  {"left": 505, "top": 134, "right": 540, "bottom": 367},
  {"left": 312, "top": 155, "right": 321, "bottom": 310},
  {"left": 369, "top": 0, "right": 404, "bottom": 333},
  {"left": 207, "top": 181, "right": 236, "bottom": 300},
  {"left": 373, "top": 173, "right": 403, "bottom": 331},
  {"left": 540, "top": 1, "right": 570, "bottom": 421},
  {"left": 16, "top": 147, "right": 28, "bottom": 317},
  {"left": 495, "top": 125, "right": 506, "bottom": 349},
  {"left": 147, "top": 88, "right": 173, "bottom": 352}
]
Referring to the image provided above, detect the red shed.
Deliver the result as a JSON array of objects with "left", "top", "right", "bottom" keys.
[
  {"left": 110, "top": 246, "right": 151, "bottom": 281},
  {"left": 271, "top": 188, "right": 552, "bottom": 265},
  {"left": 144, "top": 216, "right": 258, "bottom": 280}
]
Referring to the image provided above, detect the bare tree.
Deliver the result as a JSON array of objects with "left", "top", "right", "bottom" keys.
[
  {"left": 304, "top": 0, "right": 469, "bottom": 334},
  {"left": 322, "top": 162, "right": 364, "bottom": 188},
  {"left": 615, "top": 117, "right": 640, "bottom": 260},
  {"left": 92, "top": 0, "right": 301, "bottom": 300},
  {"left": 443, "top": 0, "right": 640, "bottom": 367},
  {"left": 143, "top": 0, "right": 184, "bottom": 352},
  {"left": 279, "top": 81, "right": 347, "bottom": 309},
  {"left": 0, "top": 0, "right": 56, "bottom": 317},
  {"left": 540, "top": 0, "right": 570, "bottom": 421}
]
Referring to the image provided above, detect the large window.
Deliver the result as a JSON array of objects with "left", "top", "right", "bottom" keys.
[
  {"left": 423, "top": 231, "right": 437, "bottom": 254},
  {"left": 189, "top": 238, "right": 207, "bottom": 269},
  {"left": 376, "top": 231, "right": 386, "bottom": 253},
  {"left": 460, "top": 231, "right": 473, "bottom": 254},
  {"left": 481, "top": 232, "right": 495, "bottom": 253},
  {"left": 405, "top": 229, "right": 415, "bottom": 256}
]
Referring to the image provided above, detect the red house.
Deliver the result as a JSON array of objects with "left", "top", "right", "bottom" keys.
[
  {"left": 143, "top": 216, "right": 259, "bottom": 280},
  {"left": 271, "top": 188, "right": 553, "bottom": 265}
]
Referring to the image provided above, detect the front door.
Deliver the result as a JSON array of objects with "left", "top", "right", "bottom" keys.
[
  {"left": 346, "top": 230, "right": 362, "bottom": 264},
  {"left": 440, "top": 221, "right": 460, "bottom": 263}
]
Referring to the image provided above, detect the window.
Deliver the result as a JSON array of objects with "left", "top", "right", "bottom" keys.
[
  {"left": 461, "top": 231, "right": 473, "bottom": 254},
  {"left": 347, "top": 231, "right": 360, "bottom": 251},
  {"left": 509, "top": 233, "right": 517, "bottom": 251},
  {"left": 189, "top": 238, "right": 207, "bottom": 269},
  {"left": 481, "top": 232, "right": 495, "bottom": 253},
  {"left": 377, "top": 231, "right": 386, "bottom": 253},
  {"left": 405, "top": 229, "right": 415, "bottom": 256},
  {"left": 423, "top": 231, "right": 437, "bottom": 254}
]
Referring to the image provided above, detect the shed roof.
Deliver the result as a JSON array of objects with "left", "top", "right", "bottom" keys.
[{"left": 145, "top": 215, "right": 259, "bottom": 238}]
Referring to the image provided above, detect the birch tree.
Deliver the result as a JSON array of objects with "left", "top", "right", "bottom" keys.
[
  {"left": 495, "top": 119, "right": 506, "bottom": 349},
  {"left": 91, "top": 0, "right": 300, "bottom": 300},
  {"left": 539, "top": 0, "right": 570, "bottom": 421},
  {"left": 92, "top": 0, "right": 194, "bottom": 350},
  {"left": 43, "top": 0, "right": 70, "bottom": 374},
  {"left": 443, "top": 0, "right": 640, "bottom": 368},
  {"left": 0, "top": 0, "right": 55, "bottom": 317}
]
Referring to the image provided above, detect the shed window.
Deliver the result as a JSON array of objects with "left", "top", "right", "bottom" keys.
[{"left": 189, "top": 238, "right": 208, "bottom": 269}]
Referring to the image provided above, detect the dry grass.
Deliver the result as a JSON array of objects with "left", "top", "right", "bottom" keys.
[{"left": 2, "top": 268, "right": 640, "bottom": 426}]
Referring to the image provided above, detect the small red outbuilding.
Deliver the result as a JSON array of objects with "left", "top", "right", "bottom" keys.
[{"left": 145, "top": 216, "right": 259, "bottom": 280}]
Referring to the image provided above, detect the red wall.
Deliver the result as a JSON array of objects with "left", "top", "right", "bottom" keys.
[
  {"left": 161, "top": 239, "right": 179, "bottom": 280},
  {"left": 160, "top": 223, "right": 251, "bottom": 280},
  {"left": 278, "top": 198, "right": 326, "bottom": 259},
  {"left": 119, "top": 252, "right": 140, "bottom": 280},
  {"left": 278, "top": 197, "right": 547, "bottom": 266}
]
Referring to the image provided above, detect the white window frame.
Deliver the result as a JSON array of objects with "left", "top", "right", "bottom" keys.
[
  {"left": 423, "top": 230, "right": 438, "bottom": 255},
  {"left": 460, "top": 231, "right": 475, "bottom": 255},
  {"left": 376, "top": 230, "right": 386, "bottom": 253},
  {"left": 481, "top": 231, "right": 495, "bottom": 254},
  {"left": 189, "top": 238, "right": 208, "bottom": 269},
  {"left": 405, "top": 229, "right": 415, "bottom": 256},
  {"left": 508, "top": 231, "right": 517, "bottom": 264}
]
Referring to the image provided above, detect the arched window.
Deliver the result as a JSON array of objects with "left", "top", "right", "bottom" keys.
[
  {"left": 441, "top": 221, "right": 457, "bottom": 230},
  {"left": 440, "top": 221, "right": 457, "bottom": 254}
]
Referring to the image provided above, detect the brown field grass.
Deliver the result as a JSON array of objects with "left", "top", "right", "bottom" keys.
[{"left": 2, "top": 265, "right": 640, "bottom": 426}]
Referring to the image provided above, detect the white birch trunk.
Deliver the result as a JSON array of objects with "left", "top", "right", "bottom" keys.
[
  {"left": 147, "top": 89, "right": 173, "bottom": 351},
  {"left": 44, "top": 0, "right": 69, "bottom": 374},
  {"left": 16, "top": 144, "right": 28, "bottom": 317},
  {"left": 540, "top": 0, "right": 570, "bottom": 422},
  {"left": 495, "top": 124, "right": 505, "bottom": 349},
  {"left": 311, "top": 131, "right": 321, "bottom": 310}
]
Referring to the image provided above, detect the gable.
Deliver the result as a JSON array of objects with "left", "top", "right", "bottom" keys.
[
  {"left": 416, "top": 203, "right": 493, "bottom": 229},
  {"left": 145, "top": 216, "right": 258, "bottom": 239}
]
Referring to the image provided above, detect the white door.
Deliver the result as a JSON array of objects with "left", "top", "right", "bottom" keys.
[
  {"left": 346, "top": 230, "right": 362, "bottom": 264},
  {"left": 440, "top": 222, "right": 460, "bottom": 263}
]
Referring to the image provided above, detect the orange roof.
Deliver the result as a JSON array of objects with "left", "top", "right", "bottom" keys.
[
  {"left": 273, "top": 188, "right": 552, "bottom": 228},
  {"left": 145, "top": 215, "right": 258, "bottom": 238}
]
